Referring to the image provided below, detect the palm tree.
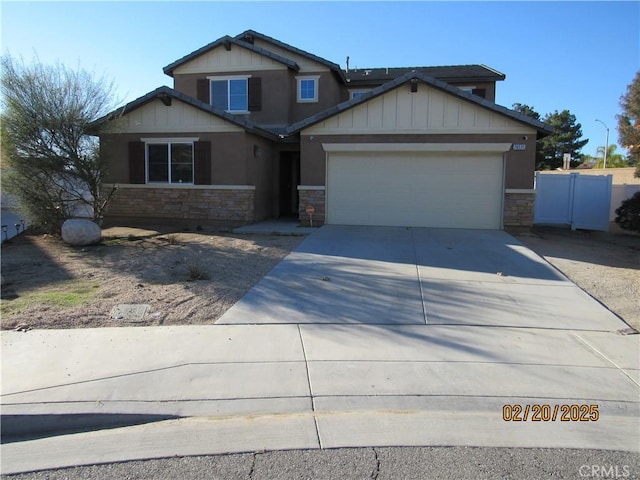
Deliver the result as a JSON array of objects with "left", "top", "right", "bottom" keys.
[{"left": 593, "top": 144, "right": 629, "bottom": 168}]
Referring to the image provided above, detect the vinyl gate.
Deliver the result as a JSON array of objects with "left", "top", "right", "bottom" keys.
[{"left": 534, "top": 172, "right": 612, "bottom": 231}]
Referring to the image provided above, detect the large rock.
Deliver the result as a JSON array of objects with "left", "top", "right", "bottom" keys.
[{"left": 61, "top": 219, "right": 101, "bottom": 246}]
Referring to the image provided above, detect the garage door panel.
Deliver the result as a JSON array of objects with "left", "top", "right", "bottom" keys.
[{"left": 327, "top": 152, "right": 503, "bottom": 229}]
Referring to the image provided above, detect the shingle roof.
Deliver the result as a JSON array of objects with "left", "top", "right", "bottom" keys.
[
  {"left": 164, "top": 30, "right": 505, "bottom": 91},
  {"left": 344, "top": 64, "right": 506, "bottom": 85},
  {"left": 286, "top": 71, "right": 551, "bottom": 136},
  {"left": 235, "top": 30, "right": 346, "bottom": 82},
  {"left": 90, "top": 86, "right": 278, "bottom": 140},
  {"left": 92, "top": 73, "right": 550, "bottom": 140},
  {"left": 163, "top": 36, "right": 300, "bottom": 77}
]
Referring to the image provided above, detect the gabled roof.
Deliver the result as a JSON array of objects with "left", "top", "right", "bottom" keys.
[
  {"left": 90, "top": 86, "right": 278, "bottom": 140},
  {"left": 235, "top": 30, "right": 346, "bottom": 82},
  {"left": 344, "top": 65, "right": 506, "bottom": 86},
  {"left": 287, "top": 71, "right": 552, "bottom": 136},
  {"left": 163, "top": 35, "right": 300, "bottom": 77}
]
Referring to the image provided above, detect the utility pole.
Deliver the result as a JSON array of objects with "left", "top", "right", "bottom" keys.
[{"left": 595, "top": 119, "right": 610, "bottom": 168}]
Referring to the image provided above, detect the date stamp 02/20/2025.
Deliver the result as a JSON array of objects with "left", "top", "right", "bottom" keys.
[{"left": 502, "top": 404, "right": 600, "bottom": 422}]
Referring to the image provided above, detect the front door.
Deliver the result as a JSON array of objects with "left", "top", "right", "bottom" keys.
[{"left": 279, "top": 152, "right": 300, "bottom": 217}]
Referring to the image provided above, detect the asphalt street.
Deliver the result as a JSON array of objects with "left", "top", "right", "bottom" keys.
[{"left": 4, "top": 447, "right": 640, "bottom": 480}]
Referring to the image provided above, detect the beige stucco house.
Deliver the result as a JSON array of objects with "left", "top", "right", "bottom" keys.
[{"left": 95, "top": 30, "right": 551, "bottom": 229}]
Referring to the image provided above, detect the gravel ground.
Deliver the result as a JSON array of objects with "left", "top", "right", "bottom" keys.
[
  {"left": 515, "top": 227, "right": 640, "bottom": 332},
  {"left": 1, "top": 228, "right": 303, "bottom": 330}
]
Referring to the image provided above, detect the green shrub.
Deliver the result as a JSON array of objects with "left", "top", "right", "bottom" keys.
[{"left": 615, "top": 192, "right": 640, "bottom": 232}]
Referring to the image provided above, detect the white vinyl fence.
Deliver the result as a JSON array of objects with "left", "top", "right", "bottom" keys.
[{"left": 534, "top": 172, "right": 613, "bottom": 231}]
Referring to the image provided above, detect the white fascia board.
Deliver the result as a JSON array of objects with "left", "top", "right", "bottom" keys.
[
  {"left": 321, "top": 143, "right": 513, "bottom": 153},
  {"left": 140, "top": 137, "right": 200, "bottom": 143}
]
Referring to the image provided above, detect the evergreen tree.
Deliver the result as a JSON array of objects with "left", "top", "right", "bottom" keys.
[
  {"left": 538, "top": 110, "right": 588, "bottom": 170},
  {"left": 512, "top": 104, "right": 588, "bottom": 170}
]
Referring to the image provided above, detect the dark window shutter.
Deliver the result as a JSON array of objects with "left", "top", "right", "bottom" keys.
[
  {"left": 193, "top": 141, "right": 212, "bottom": 185},
  {"left": 128, "top": 141, "right": 145, "bottom": 184},
  {"left": 197, "top": 79, "right": 210, "bottom": 104},
  {"left": 248, "top": 77, "right": 262, "bottom": 111},
  {"left": 472, "top": 88, "right": 486, "bottom": 99}
]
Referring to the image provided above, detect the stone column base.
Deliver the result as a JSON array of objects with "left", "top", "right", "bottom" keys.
[
  {"left": 504, "top": 190, "right": 535, "bottom": 228},
  {"left": 298, "top": 187, "right": 326, "bottom": 227}
]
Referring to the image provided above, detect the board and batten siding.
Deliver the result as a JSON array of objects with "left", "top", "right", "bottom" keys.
[
  {"left": 250, "top": 39, "right": 331, "bottom": 73},
  {"left": 304, "top": 83, "right": 537, "bottom": 135},
  {"left": 109, "top": 99, "right": 244, "bottom": 134},
  {"left": 173, "top": 44, "right": 289, "bottom": 75}
]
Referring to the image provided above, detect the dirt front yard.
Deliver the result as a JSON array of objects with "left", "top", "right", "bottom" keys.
[
  {"left": 1, "top": 228, "right": 303, "bottom": 330},
  {"left": 1, "top": 225, "right": 639, "bottom": 332}
]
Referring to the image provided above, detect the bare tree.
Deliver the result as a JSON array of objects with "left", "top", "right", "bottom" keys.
[{"left": 1, "top": 55, "right": 119, "bottom": 232}]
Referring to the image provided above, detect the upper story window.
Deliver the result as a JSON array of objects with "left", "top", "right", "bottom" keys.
[
  {"left": 197, "top": 77, "right": 261, "bottom": 112},
  {"left": 350, "top": 90, "right": 370, "bottom": 100},
  {"left": 297, "top": 76, "right": 319, "bottom": 103},
  {"left": 209, "top": 76, "right": 249, "bottom": 112},
  {"left": 459, "top": 86, "right": 487, "bottom": 99},
  {"left": 146, "top": 141, "right": 194, "bottom": 184}
]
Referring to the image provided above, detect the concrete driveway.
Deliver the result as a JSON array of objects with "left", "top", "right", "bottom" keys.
[
  {"left": 2, "top": 226, "right": 638, "bottom": 475},
  {"left": 219, "top": 226, "right": 627, "bottom": 330}
]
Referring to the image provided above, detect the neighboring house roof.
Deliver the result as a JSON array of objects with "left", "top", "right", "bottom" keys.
[
  {"left": 344, "top": 65, "right": 506, "bottom": 86},
  {"left": 163, "top": 35, "right": 300, "bottom": 77},
  {"left": 287, "top": 71, "right": 552, "bottom": 136},
  {"left": 90, "top": 86, "right": 279, "bottom": 140},
  {"left": 235, "top": 30, "right": 346, "bottom": 82}
]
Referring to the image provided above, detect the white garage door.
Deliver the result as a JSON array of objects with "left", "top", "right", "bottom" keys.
[{"left": 327, "top": 151, "right": 504, "bottom": 229}]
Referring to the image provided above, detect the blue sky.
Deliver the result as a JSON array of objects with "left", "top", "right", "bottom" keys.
[{"left": 1, "top": 1, "right": 638, "bottom": 156}]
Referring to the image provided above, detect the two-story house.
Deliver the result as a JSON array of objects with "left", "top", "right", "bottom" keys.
[{"left": 95, "top": 30, "right": 550, "bottom": 230}]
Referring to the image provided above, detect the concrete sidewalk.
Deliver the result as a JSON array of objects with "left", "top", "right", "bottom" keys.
[
  {"left": 2, "top": 326, "right": 638, "bottom": 474},
  {"left": 1, "top": 227, "right": 639, "bottom": 475}
]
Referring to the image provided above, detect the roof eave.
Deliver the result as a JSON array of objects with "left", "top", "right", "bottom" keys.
[
  {"left": 236, "top": 29, "right": 345, "bottom": 81},
  {"left": 163, "top": 35, "right": 300, "bottom": 77},
  {"left": 289, "top": 72, "right": 551, "bottom": 136},
  {"left": 92, "top": 87, "right": 279, "bottom": 141}
]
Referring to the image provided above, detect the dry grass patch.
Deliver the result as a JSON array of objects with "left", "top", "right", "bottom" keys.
[{"left": 1, "top": 280, "right": 99, "bottom": 316}]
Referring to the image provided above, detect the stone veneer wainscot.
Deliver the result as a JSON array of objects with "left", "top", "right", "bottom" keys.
[
  {"left": 103, "top": 184, "right": 255, "bottom": 224},
  {"left": 298, "top": 186, "right": 325, "bottom": 226},
  {"left": 503, "top": 190, "right": 535, "bottom": 227}
]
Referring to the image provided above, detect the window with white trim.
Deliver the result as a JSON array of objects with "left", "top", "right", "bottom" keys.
[
  {"left": 210, "top": 77, "right": 249, "bottom": 112},
  {"left": 297, "top": 76, "right": 319, "bottom": 103},
  {"left": 146, "top": 142, "right": 194, "bottom": 184}
]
